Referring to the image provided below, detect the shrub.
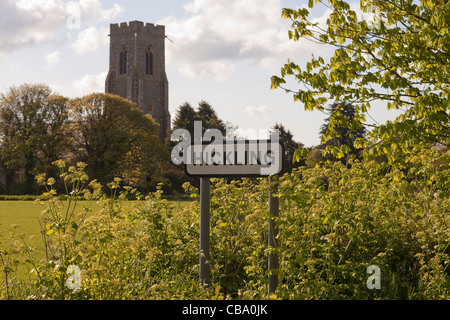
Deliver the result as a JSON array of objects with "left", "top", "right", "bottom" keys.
[
  {"left": 275, "top": 149, "right": 450, "bottom": 299},
  {"left": 1, "top": 149, "right": 449, "bottom": 299}
]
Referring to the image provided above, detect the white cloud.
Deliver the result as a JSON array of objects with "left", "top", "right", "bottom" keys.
[
  {"left": 0, "top": 0, "right": 63, "bottom": 50},
  {"left": 44, "top": 50, "right": 61, "bottom": 66},
  {"left": 245, "top": 105, "right": 275, "bottom": 116},
  {"left": 78, "top": 0, "right": 124, "bottom": 21},
  {"left": 59, "top": 71, "right": 107, "bottom": 97},
  {"left": 15, "top": 0, "right": 61, "bottom": 12},
  {"left": 179, "top": 61, "right": 235, "bottom": 82},
  {"left": 71, "top": 26, "right": 108, "bottom": 54},
  {"left": 160, "top": 0, "right": 327, "bottom": 81},
  {"left": 0, "top": 0, "right": 123, "bottom": 55}
]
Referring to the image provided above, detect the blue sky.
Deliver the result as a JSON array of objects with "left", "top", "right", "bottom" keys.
[{"left": 0, "top": 0, "right": 399, "bottom": 147}]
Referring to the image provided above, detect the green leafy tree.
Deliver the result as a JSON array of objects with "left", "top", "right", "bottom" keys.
[
  {"left": 170, "top": 101, "right": 226, "bottom": 138},
  {"left": 272, "top": 123, "right": 305, "bottom": 172},
  {"left": 196, "top": 100, "right": 227, "bottom": 136},
  {"left": 0, "top": 84, "right": 70, "bottom": 193},
  {"left": 70, "top": 93, "right": 167, "bottom": 189},
  {"left": 171, "top": 102, "right": 197, "bottom": 136},
  {"left": 271, "top": 0, "right": 449, "bottom": 166},
  {"left": 317, "top": 101, "right": 367, "bottom": 164},
  {"left": 167, "top": 101, "right": 229, "bottom": 190},
  {"left": 34, "top": 95, "right": 72, "bottom": 179}
]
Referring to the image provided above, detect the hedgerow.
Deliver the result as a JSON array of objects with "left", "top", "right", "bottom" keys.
[{"left": 1, "top": 148, "right": 449, "bottom": 299}]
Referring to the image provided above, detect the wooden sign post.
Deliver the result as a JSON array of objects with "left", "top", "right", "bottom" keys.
[
  {"left": 268, "top": 177, "right": 279, "bottom": 293},
  {"left": 199, "top": 177, "right": 211, "bottom": 286}
]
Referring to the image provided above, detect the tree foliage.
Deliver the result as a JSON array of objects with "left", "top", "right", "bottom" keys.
[
  {"left": 70, "top": 93, "right": 167, "bottom": 189},
  {"left": 196, "top": 100, "right": 227, "bottom": 135},
  {"left": 171, "top": 102, "right": 197, "bottom": 137},
  {"left": 170, "top": 100, "right": 227, "bottom": 138},
  {"left": 271, "top": 0, "right": 449, "bottom": 165},
  {"left": 167, "top": 100, "right": 228, "bottom": 189},
  {"left": 0, "top": 87, "right": 175, "bottom": 193},
  {"left": 272, "top": 123, "right": 305, "bottom": 172},
  {"left": 0, "top": 84, "right": 70, "bottom": 193},
  {"left": 316, "top": 101, "right": 367, "bottom": 164}
]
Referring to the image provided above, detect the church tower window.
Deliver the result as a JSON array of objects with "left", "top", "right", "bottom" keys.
[
  {"left": 146, "top": 47, "right": 154, "bottom": 75},
  {"left": 119, "top": 46, "right": 127, "bottom": 74}
]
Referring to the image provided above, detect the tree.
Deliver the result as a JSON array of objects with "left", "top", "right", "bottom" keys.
[
  {"left": 272, "top": 123, "right": 305, "bottom": 172},
  {"left": 171, "top": 101, "right": 226, "bottom": 137},
  {"left": 0, "top": 84, "right": 70, "bottom": 193},
  {"left": 70, "top": 93, "right": 167, "bottom": 189},
  {"left": 318, "top": 101, "right": 367, "bottom": 164},
  {"left": 196, "top": 100, "right": 227, "bottom": 136},
  {"left": 168, "top": 100, "right": 228, "bottom": 190},
  {"left": 35, "top": 95, "right": 72, "bottom": 179},
  {"left": 171, "top": 102, "right": 197, "bottom": 136},
  {"left": 271, "top": 0, "right": 449, "bottom": 166}
]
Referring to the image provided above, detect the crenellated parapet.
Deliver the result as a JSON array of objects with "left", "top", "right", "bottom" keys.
[{"left": 110, "top": 21, "right": 165, "bottom": 36}]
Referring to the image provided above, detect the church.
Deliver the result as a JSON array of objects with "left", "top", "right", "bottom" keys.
[{"left": 105, "top": 21, "right": 171, "bottom": 142}]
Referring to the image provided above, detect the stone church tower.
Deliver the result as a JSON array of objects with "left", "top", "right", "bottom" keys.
[{"left": 105, "top": 21, "right": 171, "bottom": 142}]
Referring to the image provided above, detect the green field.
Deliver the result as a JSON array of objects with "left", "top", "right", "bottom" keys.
[
  {"left": 0, "top": 201, "right": 52, "bottom": 280},
  {"left": 0, "top": 201, "right": 45, "bottom": 250},
  {"left": 0, "top": 198, "right": 192, "bottom": 253},
  {"left": 0, "top": 198, "right": 194, "bottom": 282}
]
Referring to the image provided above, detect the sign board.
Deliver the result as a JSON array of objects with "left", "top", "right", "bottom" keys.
[
  {"left": 171, "top": 122, "right": 282, "bottom": 292},
  {"left": 184, "top": 139, "right": 283, "bottom": 177}
]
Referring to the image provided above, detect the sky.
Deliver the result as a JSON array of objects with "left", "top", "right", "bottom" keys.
[{"left": 0, "top": 0, "right": 400, "bottom": 147}]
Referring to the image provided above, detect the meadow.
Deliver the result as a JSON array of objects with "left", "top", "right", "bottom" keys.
[
  {"left": 0, "top": 196, "right": 194, "bottom": 295},
  {"left": 0, "top": 199, "right": 192, "bottom": 254},
  {"left": 0, "top": 201, "right": 43, "bottom": 245},
  {"left": 0, "top": 201, "right": 50, "bottom": 268}
]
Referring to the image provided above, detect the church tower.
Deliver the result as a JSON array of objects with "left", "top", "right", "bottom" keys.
[{"left": 105, "top": 21, "right": 171, "bottom": 142}]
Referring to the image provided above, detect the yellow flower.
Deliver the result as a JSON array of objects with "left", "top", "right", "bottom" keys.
[{"left": 47, "top": 177, "right": 56, "bottom": 186}]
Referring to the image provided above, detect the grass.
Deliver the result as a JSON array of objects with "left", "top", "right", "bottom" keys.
[
  {"left": 0, "top": 200, "right": 107, "bottom": 250},
  {"left": 0, "top": 201, "right": 44, "bottom": 249},
  {"left": 0, "top": 198, "right": 194, "bottom": 249},
  {"left": 0, "top": 198, "right": 195, "bottom": 281},
  {"left": 0, "top": 200, "right": 49, "bottom": 282}
]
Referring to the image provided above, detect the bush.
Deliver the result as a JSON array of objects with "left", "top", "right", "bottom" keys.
[
  {"left": 0, "top": 195, "right": 39, "bottom": 201},
  {"left": 275, "top": 149, "right": 450, "bottom": 299},
  {"left": 1, "top": 149, "right": 449, "bottom": 300}
]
